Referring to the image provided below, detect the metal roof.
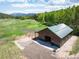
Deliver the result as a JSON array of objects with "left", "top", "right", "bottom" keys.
[{"left": 48, "top": 23, "right": 73, "bottom": 39}]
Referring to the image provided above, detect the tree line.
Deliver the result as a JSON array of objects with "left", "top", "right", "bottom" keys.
[
  {"left": 36, "top": 6, "right": 79, "bottom": 35},
  {"left": 0, "top": 13, "right": 14, "bottom": 19},
  {"left": 0, "top": 6, "right": 79, "bottom": 35}
]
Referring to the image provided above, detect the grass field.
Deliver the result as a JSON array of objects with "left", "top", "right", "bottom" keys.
[
  {"left": 0, "top": 19, "right": 46, "bottom": 41},
  {"left": 0, "top": 42, "right": 22, "bottom": 59},
  {"left": 0, "top": 19, "right": 46, "bottom": 59},
  {"left": 70, "top": 37, "right": 79, "bottom": 55}
]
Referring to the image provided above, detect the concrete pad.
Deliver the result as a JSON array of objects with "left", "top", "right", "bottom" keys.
[
  {"left": 14, "top": 36, "right": 54, "bottom": 51},
  {"left": 34, "top": 41, "right": 54, "bottom": 51}
]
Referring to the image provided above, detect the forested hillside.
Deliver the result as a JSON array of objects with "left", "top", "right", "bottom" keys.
[
  {"left": 36, "top": 6, "right": 79, "bottom": 35},
  {"left": 0, "top": 13, "right": 14, "bottom": 19},
  {"left": 0, "top": 13, "right": 35, "bottom": 20},
  {"left": 0, "top": 6, "right": 79, "bottom": 35}
]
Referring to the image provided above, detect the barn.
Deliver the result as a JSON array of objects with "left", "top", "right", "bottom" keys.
[{"left": 34, "top": 23, "right": 73, "bottom": 48}]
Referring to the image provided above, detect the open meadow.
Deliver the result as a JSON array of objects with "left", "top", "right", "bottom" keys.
[
  {"left": 0, "top": 19, "right": 46, "bottom": 41},
  {"left": 0, "top": 19, "right": 46, "bottom": 59}
]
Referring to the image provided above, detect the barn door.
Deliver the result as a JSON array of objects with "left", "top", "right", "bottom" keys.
[{"left": 45, "top": 36, "right": 51, "bottom": 42}]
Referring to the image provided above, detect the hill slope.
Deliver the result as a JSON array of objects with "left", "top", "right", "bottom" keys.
[
  {"left": 36, "top": 6, "right": 79, "bottom": 34},
  {"left": 0, "top": 13, "right": 14, "bottom": 19},
  {"left": 11, "top": 13, "right": 36, "bottom": 16}
]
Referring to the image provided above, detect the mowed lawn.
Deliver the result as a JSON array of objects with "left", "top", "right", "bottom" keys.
[{"left": 0, "top": 19, "right": 46, "bottom": 59}]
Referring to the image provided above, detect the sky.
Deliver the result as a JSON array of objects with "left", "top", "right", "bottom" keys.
[{"left": 0, "top": 0, "right": 79, "bottom": 14}]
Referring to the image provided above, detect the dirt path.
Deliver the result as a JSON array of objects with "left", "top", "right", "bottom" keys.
[
  {"left": 14, "top": 35, "right": 78, "bottom": 59},
  {"left": 55, "top": 36, "right": 78, "bottom": 58}
]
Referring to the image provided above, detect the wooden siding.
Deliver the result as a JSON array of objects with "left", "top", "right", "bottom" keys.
[{"left": 37, "top": 28, "right": 61, "bottom": 46}]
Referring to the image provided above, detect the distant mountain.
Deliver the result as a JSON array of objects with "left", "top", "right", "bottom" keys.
[
  {"left": 11, "top": 13, "right": 36, "bottom": 16},
  {"left": 0, "top": 13, "right": 14, "bottom": 19}
]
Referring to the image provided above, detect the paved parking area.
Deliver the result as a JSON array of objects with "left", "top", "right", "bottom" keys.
[
  {"left": 14, "top": 36, "right": 55, "bottom": 50},
  {"left": 23, "top": 42, "right": 56, "bottom": 59},
  {"left": 14, "top": 37, "right": 56, "bottom": 59},
  {"left": 14, "top": 35, "right": 78, "bottom": 59},
  {"left": 14, "top": 37, "right": 33, "bottom": 50}
]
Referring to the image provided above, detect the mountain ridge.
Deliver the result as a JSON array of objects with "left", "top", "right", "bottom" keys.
[{"left": 11, "top": 13, "right": 36, "bottom": 16}]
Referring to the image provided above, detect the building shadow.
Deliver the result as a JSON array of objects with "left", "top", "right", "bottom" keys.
[{"left": 34, "top": 38, "right": 59, "bottom": 49}]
